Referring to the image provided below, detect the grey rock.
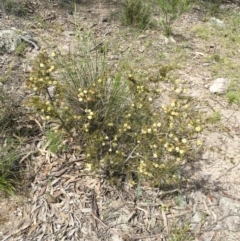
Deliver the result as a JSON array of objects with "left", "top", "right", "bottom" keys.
[
  {"left": 101, "top": 16, "right": 109, "bottom": 22},
  {"left": 219, "top": 197, "right": 240, "bottom": 215},
  {"left": 138, "top": 35, "right": 147, "bottom": 40},
  {"left": 203, "top": 63, "right": 210, "bottom": 66},
  {"left": 138, "top": 46, "right": 145, "bottom": 53},
  {"left": 63, "top": 31, "right": 75, "bottom": 36},
  {"left": 47, "top": 86, "right": 56, "bottom": 96},
  {"left": 0, "top": 30, "right": 39, "bottom": 53},
  {"left": 209, "top": 78, "right": 228, "bottom": 94},
  {"left": 191, "top": 211, "right": 203, "bottom": 230},
  {"left": 0, "top": 30, "right": 21, "bottom": 53},
  {"left": 175, "top": 194, "right": 187, "bottom": 207},
  {"left": 225, "top": 216, "right": 240, "bottom": 231},
  {"left": 211, "top": 17, "right": 224, "bottom": 27},
  {"left": 109, "top": 55, "right": 119, "bottom": 60}
]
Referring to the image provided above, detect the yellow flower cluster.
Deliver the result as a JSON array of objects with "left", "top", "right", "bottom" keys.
[
  {"left": 138, "top": 160, "right": 152, "bottom": 177},
  {"left": 26, "top": 51, "right": 205, "bottom": 188},
  {"left": 85, "top": 109, "right": 94, "bottom": 120},
  {"left": 136, "top": 85, "right": 145, "bottom": 94},
  {"left": 78, "top": 88, "right": 96, "bottom": 102},
  {"left": 123, "top": 123, "right": 131, "bottom": 131}
]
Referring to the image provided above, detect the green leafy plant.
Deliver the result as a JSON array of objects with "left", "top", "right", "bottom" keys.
[
  {"left": 0, "top": 89, "right": 19, "bottom": 194},
  {"left": 193, "top": 25, "right": 210, "bottom": 39},
  {"left": 0, "top": 138, "right": 19, "bottom": 195},
  {"left": 226, "top": 91, "right": 240, "bottom": 104},
  {"left": 121, "top": 0, "right": 152, "bottom": 29},
  {"left": 0, "top": 83, "right": 30, "bottom": 195},
  {"left": 46, "top": 130, "right": 67, "bottom": 154},
  {"left": 206, "top": 111, "right": 221, "bottom": 124},
  {"left": 156, "top": 0, "right": 190, "bottom": 36},
  {"left": 201, "top": 0, "right": 222, "bottom": 17},
  {"left": 26, "top": 41, "right": 204, "bottom": 188},
  {"left": 1, "top": 0, "right": 29, "bottom": 17},
  {"left": 16, "top": 41, "right": 26, "bottom": 56},
  {"left": 169, "top": 222, "right": 194, "bottom": 241}
]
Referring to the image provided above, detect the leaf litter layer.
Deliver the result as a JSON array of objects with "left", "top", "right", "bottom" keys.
[{"left": 1, "top": 0, "right": 240, "bottom": 240}]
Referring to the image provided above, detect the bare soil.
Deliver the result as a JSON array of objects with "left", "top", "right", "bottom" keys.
[{"left": 1, "top": 0, "right": 240, "bottom": 240}]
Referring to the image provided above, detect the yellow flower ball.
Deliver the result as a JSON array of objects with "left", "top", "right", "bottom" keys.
[
  {"left": 196, "top": 140, "right": 202, "bottom": 146},
  {"left": 153, "top": 153, "right": 158, "bottom": 158},
  {"left": 171, "top": 102, "right": 176, "bottom": 107},
  {"left": 179, "top": 149, "right": 185, "bottom": 155},
  {"left": 175, "top": 88, "right": 181, "bottom": 93},
  {"left": 195, "top": 126, "right": 201, "bottom": 132},
  {"left": 141, "top": 129, "right": 147, "bottom": 134},
  {"left": 85, "top": 163, "right": 92, "bottom": 171},
  {"left": 159, "top": 164, "right": 165, "bottom": 169},
  {"left": 182, "top": 138, "right": 187, "bottom": 144},
  {"left": 168, "top": 148, "right": 173, "bottom": 152}
]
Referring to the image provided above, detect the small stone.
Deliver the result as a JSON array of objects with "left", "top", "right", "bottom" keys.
[
  {"left": 191, "top": 211, "right": 202, "bottom": 230},
  {"left": 47, "top": 86, "right": 56, "bottom": 96},
  {"left": 63, "top": 31, "right": 75, "bottom": 36},
  {"left": 56, "top": 224, "right": 61, "bottom": 229},
  {"left": 209, "top": 78, "right": 228, "bottom": 94},
  {"left": 195, "top": 52, "right": 204, "bottom": 57},
  {"left": 211, "top": 17, "right": 224, "bottom": 27},
  {"left": 109, "top": 55, "right": 119, "bottom": 60},
  {"left": 101, "top": 16, "right": 109, "bottom": 22},
  {"left": 175, "top": 194, "right": 187, "bottom": 207},
  {"left": 138, "top": 35, "right": 147, "bottom": 39},
  {"left": 225, "top": 216, "right": 240, "bottom": 231},
  {"left": 219, "top": 197, "right": 240, "bottom": 215},
  {"left": 139, "top": 46, "right": 145, "bottom": 53},
  {"left": 24, "top": 65, "right": 32, "bottom": 73},
  {"left": 169, "top": 36, "right": 176, "bottom": 43},
  {"left": 0, "top": 30, "right": 22, "bottom": 53}
]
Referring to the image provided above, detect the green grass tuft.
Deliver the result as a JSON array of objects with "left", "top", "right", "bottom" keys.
[{"left": 120, "top": 0, "right": 152, "bottom": 29}]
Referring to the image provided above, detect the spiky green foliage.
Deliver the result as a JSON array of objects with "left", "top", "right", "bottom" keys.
[
  {"left": 121, "top": 0, "right": 152, "bottom": 29},
  {"left": 156, "top": 0, "right": 191, "bottom": 36},
  {"left": 25, "top": 47, "right": 204, "bottom": 188},
  {"left": 1, "top": 0, "right": 29, "bottom": 17},
  {"left": 0, "top": 89, "right": 19, "bottom": 194}
]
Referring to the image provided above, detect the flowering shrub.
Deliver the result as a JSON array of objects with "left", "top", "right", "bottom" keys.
[{"left": 26, "top": 50, "right": 203, "bottom": 187}]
